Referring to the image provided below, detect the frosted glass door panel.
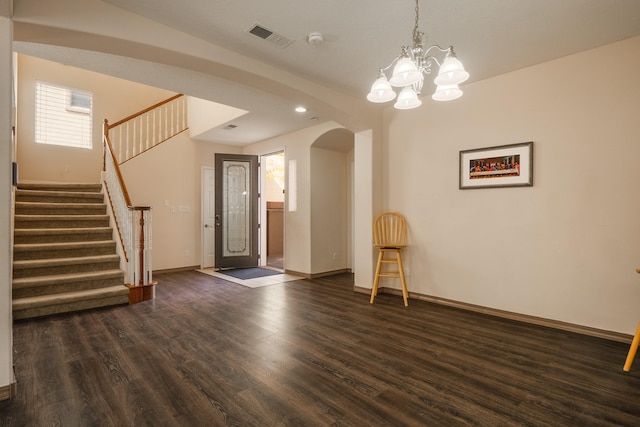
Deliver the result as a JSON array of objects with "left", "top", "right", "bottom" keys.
[{"left": 223, "top": 160, "right": 251, "bottom": 257}]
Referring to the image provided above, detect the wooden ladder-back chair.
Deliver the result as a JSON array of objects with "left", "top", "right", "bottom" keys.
[
  {"left": 370, "top": 212, "right": 409, "bottom": 306},
  {"left": 623, "top": 269, "right": 640, "bottom": 372}
]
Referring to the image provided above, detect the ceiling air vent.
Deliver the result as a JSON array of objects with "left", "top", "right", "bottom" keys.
[
  {"left": 223, "top": 124, "right": 237, "bottom": 130},
  {"left": 247, "top": 23, "right": 293, "bottom": 48}
]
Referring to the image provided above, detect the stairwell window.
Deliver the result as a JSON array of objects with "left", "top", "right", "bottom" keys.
[{"left": 35, "top": 81, "right": 93, "bottom": 149}]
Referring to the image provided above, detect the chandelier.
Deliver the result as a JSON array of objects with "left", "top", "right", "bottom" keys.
[{"left": 366, "top": 0, "right": 469, "bottom": 109}]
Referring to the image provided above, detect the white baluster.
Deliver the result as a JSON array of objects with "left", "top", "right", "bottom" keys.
[
  {"left": 126, "top": 122, "right": 130, "bottom": 161},
  {"left": 182, "top": 96, "right": 186, "bottom": 131},
  {"left": 146, "top": 113, "right": 150, "bottom": 150},
  {"left": 138, "top": 116, "right": 143, "bottom": 155},
  {"left": 118, "top": 125, "right": 123, "bottom": 163},
  {"left": 171, "top": 100, "right": 175, "bottom": 136},
  {"left": 151, "top": 108, "right": 158, "bottom": 146}
]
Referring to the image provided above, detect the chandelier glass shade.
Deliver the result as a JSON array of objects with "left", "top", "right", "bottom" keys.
[
  {"left": 366, "top": 0, "right": 469, "bottom": 109},
  {"left": 395, "top": 87, "right": 422, "bottom": 110}
]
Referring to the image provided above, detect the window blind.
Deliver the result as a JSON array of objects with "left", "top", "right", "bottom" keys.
[{"left": 35, "top": 81, "right": 93, "bottom": 149}]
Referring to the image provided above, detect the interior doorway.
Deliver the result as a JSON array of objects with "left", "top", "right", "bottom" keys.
[{"left": 262, "top": 152, "right": 285, "bottom": 270}]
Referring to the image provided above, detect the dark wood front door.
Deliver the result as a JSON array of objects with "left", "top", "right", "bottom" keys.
[{"left": 214, "top": 153, "right": 259, "bottom": 269}]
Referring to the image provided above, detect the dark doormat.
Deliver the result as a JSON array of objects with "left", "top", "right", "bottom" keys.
[{"left": 219, "top": 267, "right": 282, "bottom": 280}]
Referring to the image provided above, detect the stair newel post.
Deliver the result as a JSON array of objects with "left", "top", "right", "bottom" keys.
[
  {"left": 138, "top": 209, "right": 144, "bottom": 285},
  {"left": 127, "top": 206, "right": 155, "bottom": 303},
  {"left": 136, "top": 206, "right": 151, "bottom": 285}
]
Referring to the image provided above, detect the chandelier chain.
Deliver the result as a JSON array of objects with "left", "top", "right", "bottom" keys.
[{"left": 413, "top": 0, "right": 423, "bottom": 48}]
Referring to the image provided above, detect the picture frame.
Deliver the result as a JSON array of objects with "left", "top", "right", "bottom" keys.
[{"left": 459, "top": 141, "right": 533, "bottom": 189}]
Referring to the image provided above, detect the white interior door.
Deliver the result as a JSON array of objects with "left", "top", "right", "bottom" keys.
[{"left": 201, "top": 167, "right": 215, "bottom": 268}]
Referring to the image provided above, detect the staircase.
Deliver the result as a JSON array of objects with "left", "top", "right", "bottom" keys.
[{"left": 12, "top": 183, "right": 129, "bottom": 320}]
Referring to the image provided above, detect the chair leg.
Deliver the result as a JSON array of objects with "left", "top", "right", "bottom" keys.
[
  {"left": 370, "top": 250, "right": 384, "bottom": 304},
  {"left": 396, "top": 250, "right": 408, "bottom": 306},
  {"left": 624, "top": 322, "right": 640, "bottom": 372}
]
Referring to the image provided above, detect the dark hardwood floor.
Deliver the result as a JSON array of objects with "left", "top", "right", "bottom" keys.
[{"left": 2, "top": 270, "right": 640, "bottom": 426}]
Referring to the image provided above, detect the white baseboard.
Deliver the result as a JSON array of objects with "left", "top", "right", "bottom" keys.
[{"left": 0, "top": 381, "right": 17, "bottom": 401}]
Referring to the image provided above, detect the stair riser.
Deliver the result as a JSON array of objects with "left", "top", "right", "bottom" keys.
[
  {"left": 13, "top": 294, "right": 129, "bottom": 321},
  {"left": 16, "top": 206, "right": 107, "bottom": 216},
  {"left": 13, "top": 260, "right": 121, "bottom": 279},
  {"left": 15, "top": 218, "right": 111, "bottom": 229},
  {"left": 14, "top": 231, "right": 114, "bottom": 244},
  {"left": 13, "top": 276, "right": 125, "bottom": 299},
  {"left": 13, "top": 244, "right": 117, "bottom": 261},
  {"left": 15, "top": 194, "right": 105, "bottom": 204}
]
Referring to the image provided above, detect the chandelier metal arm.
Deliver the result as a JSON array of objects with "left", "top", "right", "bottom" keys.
[
  {"left": 378, "top": 45, "right": 453, "bottom": 74},
  {"left": 420, "top": 44, "right": 453, "bottom": 58},
  {"left": 377, "top": 46, "right": 412, "bottom": 73},
  {"left": 409, "top": 45, "right": 452, "bottom": 75}
]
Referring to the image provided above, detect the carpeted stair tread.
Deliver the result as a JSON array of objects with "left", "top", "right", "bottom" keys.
[
  {"left": 13, "top": 254, "right": 120, "bottom": 270},
  {"left": 15, "top": 201, "right": 107, "bottom": 215},
  {"left": 13, "top": 295, "right": 129, "bottom": 320},
  {"left": 13, "top": 285, "right": 129, "bottom": 307},
  {"left": 13, "top": 269, "right": 125, "bottom": 289},
  {"left": 14, "top": 240, "right": 115, "bottom": 251},
  {"left": 15, "top": 189, "right": 104, "bottom": 204},
  {"left": 13, "top": 240, "right": 116, "bottom": 260},
  {"left": 15, "top": 214, "right": 109, "bottom": 221},
  {"left": 14, "top": 227, "right": 113, "bottom": 242},
  {"left": 18, "top": 183, "right": 102, "bottom": 193},
  {"left": 13, "top": 269, "right": 125, "bottom": 299},
  {"left": 15, "top": 214, "right": 110, "bottom": 229},
  {"left": 13, "top": 285, "right": 130, "bottom": 320}
]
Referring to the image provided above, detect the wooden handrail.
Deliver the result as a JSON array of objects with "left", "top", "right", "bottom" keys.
[
  {"left": 103, "top": 119, "right": 132, "bottom": 206},
  {"left": 108, "top": 94, "right": 183, "bottom": 129}
]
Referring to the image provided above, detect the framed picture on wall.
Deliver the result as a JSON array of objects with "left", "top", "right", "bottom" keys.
[{"left": 459, "top": 141, "right": 533, "bottom": 189}]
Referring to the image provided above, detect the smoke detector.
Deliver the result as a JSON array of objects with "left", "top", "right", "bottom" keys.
[{"left": 307, "top": 32, "right": 324, "bottom": 45}]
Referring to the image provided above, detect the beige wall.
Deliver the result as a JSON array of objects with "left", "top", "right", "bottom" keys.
[
  {"left": 0, "top": 15, "right": 14, "bottom": 396},
  {"left": 16, "top": 55, "right": 176, "bottom": 183},
  {"left": 120, "top": 133, "right": 240, "bottom": 271},
  {"left": 310, "top": 146, "right": 349, "bottom": 273},
  {"left": 243, "top": 121, "right": 347, "bottom": 275},
  {"left": 187, "top": 96, "right": 247, "bottom": 140},
  {"left": 353, "top": 129, "right": 379, "bottom": 292},
  {"left": 382, "top": 36, "right": 640, "bottom": 334}
]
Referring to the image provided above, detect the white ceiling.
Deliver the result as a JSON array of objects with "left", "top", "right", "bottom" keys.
[
  {"left": 101, "top": 0, "right": 640, "bottom": 93},
  {"left": 10, "top": 0, "right": 640, "bottom": 145}
]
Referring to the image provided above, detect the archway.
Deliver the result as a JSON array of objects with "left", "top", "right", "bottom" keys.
[{"left": 309, "top": 128, "right": 355, "bottom": 275}]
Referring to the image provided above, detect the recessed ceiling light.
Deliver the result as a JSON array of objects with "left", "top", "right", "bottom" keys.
[{"left": 295, "top": 106, "right": 307, "bottom": 113}]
